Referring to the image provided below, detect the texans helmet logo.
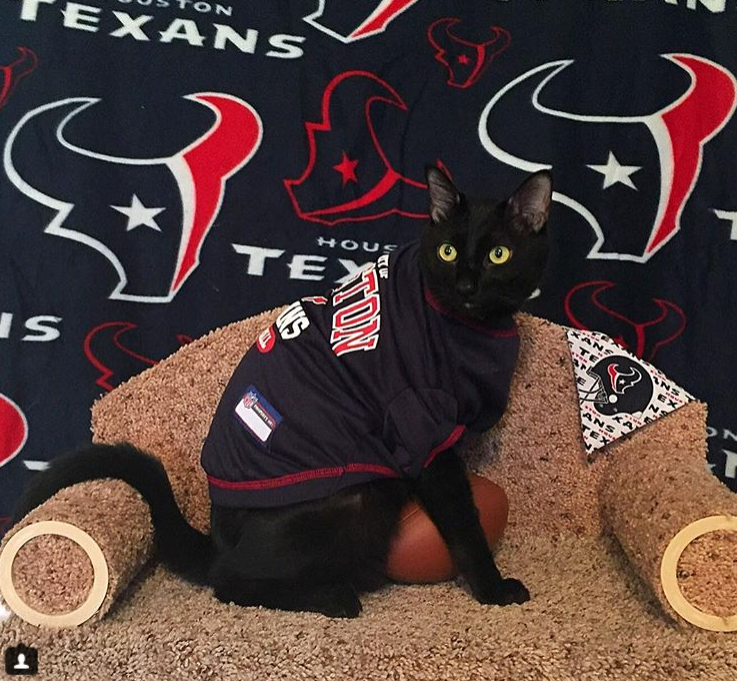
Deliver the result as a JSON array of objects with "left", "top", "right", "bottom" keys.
[
  {"left": 303, "top": 0, "right": 421, "bottom": 43},
  {"left": 479, "top": 54, "right": 737, "bottom": 262},
  {"left": 581, "top": 355, "right": 654, "bottom": 416},
  {"left": 0, "top": 393, "right": 28, "bottom": 468},
  {"left": 428, "top": 18, "right": 510, "bottom": 89},
  {"left": 284, "top": 70, "right": 429, "bottom": 225},
  {"left": 0, "top": 46, "right": 38, "bottom": 110},
  {"left": 4, "top": 93, "right": 263, "bottom": 303},
  {"left": 565, "top": 280, "right": 686, "bottom": 361}
]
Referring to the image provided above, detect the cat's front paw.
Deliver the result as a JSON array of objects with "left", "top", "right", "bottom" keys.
[
  {"left": 313, "top": 584, "right": 363, "bottom": 618},
  {"left": 475, "top": 578, "right": 530, "bottom": 606}
]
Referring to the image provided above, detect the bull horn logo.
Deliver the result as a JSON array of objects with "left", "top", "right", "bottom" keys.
[
  {"left": 564, "top": 280, "right": 686, "bottom": 361},
  {"left": 4, "top": 93, "right": 262, "bottom": 303},
  {"left": 303, "top": 0, "right": 421, "bottom": 43},
  {"left": 607, "top": 363, "right": 642, "bottom": 394},
  {"left": 479, "top": 54, "right": 736, "bottom": 262},
  {"left": 428, "top": 18, "right": 510, "bottom": 89}
]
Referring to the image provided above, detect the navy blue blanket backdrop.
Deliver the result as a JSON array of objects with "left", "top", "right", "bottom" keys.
[{"left": 1, "top": 0, "right": 736, "bottom": 534}]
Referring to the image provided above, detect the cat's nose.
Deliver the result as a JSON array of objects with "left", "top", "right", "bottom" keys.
[{"left": 456, "top": 277, "right": 477, "bottom": 297}]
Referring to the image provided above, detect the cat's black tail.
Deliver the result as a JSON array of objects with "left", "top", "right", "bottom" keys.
[{"left": 11, "top": 442, "right": 214, "bottom": 585}]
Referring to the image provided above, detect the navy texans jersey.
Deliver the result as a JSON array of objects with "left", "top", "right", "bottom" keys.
[{"left": 200, "top": 242, "right": 519, "bottom": 508}]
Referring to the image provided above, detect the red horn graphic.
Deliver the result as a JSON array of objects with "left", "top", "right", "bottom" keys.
[
  {"left": 303, "top": 0, "right": 421, "bottom": 43},
  {"left": 0, "top": 393, "right": 28, "bottom": 468},
  {"left": 173, "top": 93, "right": 263, "bottom": 294},
  {"left": 647, "top": 54, "right": 737, "bottom": 255}
]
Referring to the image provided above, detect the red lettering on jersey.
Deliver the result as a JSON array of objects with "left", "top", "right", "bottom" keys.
[
  {"left": 333, "top": 268, "right": 379, "bottom": 305},
  {"left": 333, "top": 296, "right": 380, "bottom": 329},
  {"left": 331, "top": 317, "right": 381, "bottom": 356},
  {"left": 330, "top": 263, "right": 383, "bottom": 356}
]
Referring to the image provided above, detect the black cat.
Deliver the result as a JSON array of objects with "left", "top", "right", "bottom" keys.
[{"left": 12, "top": 167, "right": 552, "bottom": 618}]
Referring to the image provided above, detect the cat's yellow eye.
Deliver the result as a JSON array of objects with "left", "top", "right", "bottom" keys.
[
  {"left": 489, "top": 245, "right": 512, "bottom": 265},
  {"left": 437, "top": 243, "right": 458, "bottom": 263}
]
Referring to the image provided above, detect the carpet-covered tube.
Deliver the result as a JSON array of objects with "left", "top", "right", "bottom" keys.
[
  {"left": 600, "top": 441, "right": 737, "bottom": 632},
  {"left": 0, "top": 307, "right": 285, "bottom": 629},
  {"left": 0, "top": 479, "right": 153, "bottom": 627}
]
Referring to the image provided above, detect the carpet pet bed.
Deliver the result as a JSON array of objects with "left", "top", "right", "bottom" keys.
[{"left": 1, "top": 311, "right": 735, "bottom": 680}]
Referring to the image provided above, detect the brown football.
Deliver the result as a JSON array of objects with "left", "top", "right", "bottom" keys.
[{"left": 385, "top": 473, "right": 509, "bottom": 583}]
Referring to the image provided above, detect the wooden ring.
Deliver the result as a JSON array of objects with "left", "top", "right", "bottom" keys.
[
  {"left": 660, "top": 514, "right": 737, "bottom": 632},
  {"left": 0, "top": 520, "right": 109, "bottom": 628}
]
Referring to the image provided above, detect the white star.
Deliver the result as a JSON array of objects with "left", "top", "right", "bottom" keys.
[
  {"left": 111, "top": 194, "right": 165, "bottom": 232},
  {"left": 587, "top": 152, "right": 642, "bottom": 190},
  {"left": 713, "top": 209, "right": 737, "bottom": 240}
]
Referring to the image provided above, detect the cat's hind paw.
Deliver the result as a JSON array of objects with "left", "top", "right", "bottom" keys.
[{"left": 476, "top": 578, "right": 530, "bottom": 606}]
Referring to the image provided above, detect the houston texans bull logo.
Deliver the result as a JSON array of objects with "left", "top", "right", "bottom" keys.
[
  {"left": 479, "top": 54, "right": 736, "bottom": 262},
  {"left": 284, "top": 70, "right": 429, "bottom": 225},
  {"left": 565, "top": 281, "right": 686, "bottom": 362},
  {"left": 428, "top": 18, "right": 510, "bottom": 89},
  {"left": 4, "top": 93, "right": 262, "bottom": 303},
  {"left": 0, "top": 47, "right": 38, "bottom": 111},
  {"left": 0, "top": 393, "right": 28, "bottom": 469},
  {"left": 303, "top": 0, "right": 421, "bottom": 43}
]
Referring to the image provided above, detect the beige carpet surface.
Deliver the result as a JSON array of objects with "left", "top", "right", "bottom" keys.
[{"left": 2, "top": 533, "right": 735, "bottom": 681}]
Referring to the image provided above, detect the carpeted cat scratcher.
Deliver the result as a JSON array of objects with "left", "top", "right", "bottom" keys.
[{"left": 1, "top": 311, "right": 736, "bottom": 681}]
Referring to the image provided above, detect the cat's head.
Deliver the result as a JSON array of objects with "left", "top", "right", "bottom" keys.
[{"left": 419, "top": 166, "right": 552, "bottom": 321}]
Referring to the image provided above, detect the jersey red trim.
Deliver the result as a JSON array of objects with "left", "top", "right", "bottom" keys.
[
  {"left": 207, "top": 462, "right": 400, "bottom": 491},
  {"left": 422, "top": 424, "right": 467, "bottom": 468},
  {"left": 423, "top": 288, "right": 519, "bottom": 337}
]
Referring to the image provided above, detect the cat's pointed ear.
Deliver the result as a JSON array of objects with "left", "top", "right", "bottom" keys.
[
  {"left": 505, "top": 170, "right": 552, "bottom": 233},
  {"left": 426, "top": 166, "right": 460, "bottom": 223}
]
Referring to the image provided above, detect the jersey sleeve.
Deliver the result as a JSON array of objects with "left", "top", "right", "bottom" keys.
[{"left": 382, "top": 387, "right": 460, "bottom": 478}]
